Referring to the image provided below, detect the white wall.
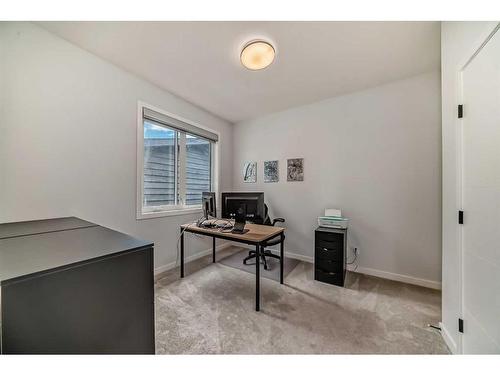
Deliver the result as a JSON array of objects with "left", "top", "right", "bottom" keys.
[
  {"left": 440, "top": 21, "right": 499, "bottom": 354},
  {"left": 0, "top": 22, "right": 233, "bottom": 272},
  {"left": 232, "top": 71, "right": 442, "bottom": 289}
]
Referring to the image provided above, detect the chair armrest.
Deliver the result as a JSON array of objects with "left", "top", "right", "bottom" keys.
[{"left": 272, "top": 218, "right": 285, "bottom": 226}]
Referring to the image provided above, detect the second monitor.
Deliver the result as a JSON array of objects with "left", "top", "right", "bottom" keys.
[
  {"left": 201, "top": 192, "right": 216, "bottom": 219},
  {"left": 221, "top": 192, "right": 265, "bottom": 224}
]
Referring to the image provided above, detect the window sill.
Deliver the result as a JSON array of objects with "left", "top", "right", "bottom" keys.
[{"left": 137, "top": 207, "right": 202, "bottom": 220}]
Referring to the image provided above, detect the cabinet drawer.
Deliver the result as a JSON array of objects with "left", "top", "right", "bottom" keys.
[
  {"left": 315, "top": 258, "right": 343, "bottom": 273},
  {"left": 315, "top": 233, "right": 344, "bottom": 249},
  {"left": 315, "top": 230, "right": 343, "bottom": 241},
  {"left": 314, "top": 267, "right": 344, "bottom": 286},
  {"left": 316, "top": 237, "right": 342, "bottom": 251},
  {"left": 315, "top": 246, "right": 343, "bottom": 261}
]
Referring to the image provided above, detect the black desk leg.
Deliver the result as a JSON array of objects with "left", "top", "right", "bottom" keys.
[
  {"left": 280, "top": 232, "right": 284, "bottom": 284},
  {"left": 255, "top": 244, "right": 260, "bottom": 311},
  {"left": 212, "top": 237, "right": 216, "bottom": 263},
  {"left": 180, "top": 228, "right": 185, "bottom": 278}
]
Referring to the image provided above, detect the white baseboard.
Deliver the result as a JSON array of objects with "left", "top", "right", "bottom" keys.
[
  {"left": 440, "top": 322, "right": 458, "bottom": 354},
  {"left": 346, "top": 264, "right": 441, "bottom": 290},
  {"left": 154, "top": 242, "right": 232, "bottom": 277},
  {"left": 287, "top": 252, "right": 441, "bottom": 289},
  {"left": 254, "top": 246, "right": 441, "bottom": 289},
  {"left": 258, "top": 248, "right": 441, "bottom": 290},
  {"left": 169, "top": 242, "right": 442, "bottom": 290},
  {"left": 282, "top": 251, "right": 314, "bottom": 263}
]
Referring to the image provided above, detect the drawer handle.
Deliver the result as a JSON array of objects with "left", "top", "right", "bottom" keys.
[
  {"left": 318, "top": 268, "right": 338, "bottom": 276},
  {"left": 321, "top": 247, "right": 338, "bottom": 252},
  {"left": 321, "top": 239, "right": 337, "bottom": 243}
]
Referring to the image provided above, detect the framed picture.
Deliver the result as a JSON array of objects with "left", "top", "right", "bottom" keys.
[
  {"left": 264, "top": 160, "right": 279, "bottom": 183},
  {"left": 287, "top": 158, "right": 304, "bottom": 181},
  {"left": 243, "top": 161, "right": 257, "bottom": 183}
]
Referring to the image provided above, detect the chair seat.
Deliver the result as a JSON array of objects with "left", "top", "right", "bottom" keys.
[
  {"left": 242, "top": 204, "right": 285, "bottom": 270},
  {"left": 262, "top": 235, "right": 285, "bottom": 247}
]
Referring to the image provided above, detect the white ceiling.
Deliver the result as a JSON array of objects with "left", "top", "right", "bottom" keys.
[{"left": 38, "top": 21, "right": 441, "bottom": 123}]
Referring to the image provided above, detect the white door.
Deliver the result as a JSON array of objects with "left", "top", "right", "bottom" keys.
[{"left": 461, "top": 25, "right": 500, "bottom": 354}]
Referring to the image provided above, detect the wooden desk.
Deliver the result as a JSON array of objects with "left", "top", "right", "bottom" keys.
[{"left": 180, "top": 222, "right": 285, "bottom": 311}]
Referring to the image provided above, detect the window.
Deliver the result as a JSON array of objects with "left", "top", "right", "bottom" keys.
[
  {"left": 137, "top": 104, "right": 218, "bottom": 218},
  {"left": 185, "top": 134, "right": 211, "bottom": 205},
  {"left": 143, "top": 121, "right": 178, "bottom": 208}
]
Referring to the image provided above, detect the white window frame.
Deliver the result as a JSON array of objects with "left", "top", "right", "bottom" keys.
[{"left": 136, "top": 101, "right": 219, "bottom": 220}]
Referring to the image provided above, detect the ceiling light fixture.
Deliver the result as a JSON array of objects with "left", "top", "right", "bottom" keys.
[{"left": 240, "top": 40, "right": 275, "bottom": 70}]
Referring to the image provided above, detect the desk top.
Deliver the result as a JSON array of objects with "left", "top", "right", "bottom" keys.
[
  {"left": 181, "top": 222, "right": 284, "bottom": 243},
  {"left": 0, "top": 217, "right": 153, "bottom": 284}
]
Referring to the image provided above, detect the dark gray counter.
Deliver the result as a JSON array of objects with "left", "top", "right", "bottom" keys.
[
  {"left": 0, "top": 217, "right": 97, "bottom": 240},
  {"left": 0, "top": 217, "right": 155, "bottom": 354}
]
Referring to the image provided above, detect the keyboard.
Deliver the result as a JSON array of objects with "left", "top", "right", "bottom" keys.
[{"left": 199, "top": 218, "right": 233, "bottom": 229}]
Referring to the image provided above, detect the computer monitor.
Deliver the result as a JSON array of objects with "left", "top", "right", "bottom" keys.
[
  {"left": 221, "top": 192, "right": 265, "bottom": 223},
  {"left": 201, "top": 192, "right": 216, "bottom": 220}
]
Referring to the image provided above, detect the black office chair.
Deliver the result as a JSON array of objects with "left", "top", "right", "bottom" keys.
[{"left": 243, "top": 204, "right": 285, "bottom": 270}]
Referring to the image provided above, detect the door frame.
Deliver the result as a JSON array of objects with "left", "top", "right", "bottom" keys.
[{"left": 457, "top": 23, "right": 500, "bottom": 354}]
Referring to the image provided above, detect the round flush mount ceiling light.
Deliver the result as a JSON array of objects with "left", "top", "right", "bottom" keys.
[{"left": 240, "top": 40, "right": 275, "bottom": 70}]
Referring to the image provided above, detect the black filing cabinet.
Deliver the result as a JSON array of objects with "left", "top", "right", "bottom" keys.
[{"left": 314, "top": 227, "right": 347, "bottom": 287}]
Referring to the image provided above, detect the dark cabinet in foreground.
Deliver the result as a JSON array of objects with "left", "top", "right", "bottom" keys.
[
  {"left": 0, "top": 217, "right": 155, "bottom": 354},
  {"left": 314, "top": 227, "right": 347, "bottom": 287}
]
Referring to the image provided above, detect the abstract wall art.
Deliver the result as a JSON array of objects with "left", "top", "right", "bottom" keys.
[
  {"left": 287, "top": 158, "right": 304, "bottom": 181},
  {"left": 264, "top": 160, "right": 279, "bottom": 183},
  {"left": 243, "top": 161, "right": 257, "bottom": 183}
]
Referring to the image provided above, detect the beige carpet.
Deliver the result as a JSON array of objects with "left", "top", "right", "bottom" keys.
[{"left": 154, "top": 246, "right": 449, "bottom": 354}]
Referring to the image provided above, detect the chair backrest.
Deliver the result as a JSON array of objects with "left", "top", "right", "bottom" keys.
[{"left": 263, "top": 204, "right": 272, "bottom": 226}]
